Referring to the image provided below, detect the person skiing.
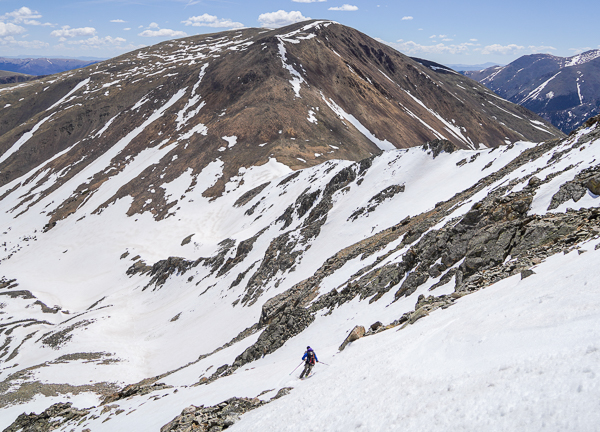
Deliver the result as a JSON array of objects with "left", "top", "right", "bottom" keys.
[{"left": 300, "top": 346, "right": 318, "bottom": 379}]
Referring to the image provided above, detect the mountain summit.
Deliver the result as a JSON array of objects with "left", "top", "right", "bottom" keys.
[{"left": 0, "top": 21, "right": 560, "bottom": 224}]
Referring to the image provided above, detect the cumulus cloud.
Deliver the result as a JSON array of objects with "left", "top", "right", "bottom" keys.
[
  {"left": 402, "top": 16, "right": 413, "bottom": 20},
  {"left": 569, "top": 47, "right": 593, "bottom": 54},
  {"left": 328, "top": 4, "right": 358, "bottom": 11},
  {"left": 182, "top": 14, "right": 244, "bottom": 29},
  {"left": 110, "top": 19, "right": 126, "bottom": 23},
  {"left": 258, "top": 10, "right": 309, "bottom": 28},
  {"left": 0, "top": 22, "right": 26, "bottom": 37},
  {"left": 50, "top": 26, "right": 97, "bottom": 41},
  {"left": 138, "top": 24, "right": 187, "bottom": 38},
  {"left": 2, "top": 7, "right": 50, "bottom": 26},
  {"left": 381, "top": 38, "right": 477, "bottom": 56},
  {"left": 66, "top": 35, "right": 127, "bottom": 48},
  {"left": 528, "top": 45, "right": 556, "bottom": 53},
  {"left": 0, "top": 35, "right": 48, "bottom": 49},
  {"left": 479, "top": 43, "right": 524, "bottom": 55}
]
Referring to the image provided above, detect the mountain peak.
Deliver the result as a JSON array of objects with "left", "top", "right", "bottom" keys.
[{"left": 0, "top": 21, "right": 561, "bottom": 226}]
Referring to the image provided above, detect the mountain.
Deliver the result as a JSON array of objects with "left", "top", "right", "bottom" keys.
[
  {"left": 447, "top": 62, "right": 501, "bottom": 72},
  {"left": 463, "top": 49, "right": 600, "bottom": 133},
  {"left": 0, "top": 70, "right": 38, "bottom": 85},
  {"left": 1, "top": 20, "right": 597, "bottom": 430},
  {"left": 0, "top": 20, "right": 562, "bottom": 221},
  {"left": 0, "top": 57, "right": 98, "bottom": 76}
]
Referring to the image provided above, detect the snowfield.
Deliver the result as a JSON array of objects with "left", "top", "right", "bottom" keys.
[
  {"left": 0, "top": 100, "right": 598, "bottom": 430},
  {"left": 232, "top": 245, "right": 600, "bottom": 431}
]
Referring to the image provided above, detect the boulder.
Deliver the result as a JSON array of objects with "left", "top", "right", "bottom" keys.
[{"left": 339, "top": 325, "right": 366, "bottom": 351}]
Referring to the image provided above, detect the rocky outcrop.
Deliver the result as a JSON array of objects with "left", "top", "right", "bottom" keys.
[
  {"left": 339, "top": 325, "right": 366, "bottom": 351},
  {"left": 101, "top": 382, "right": 172, "bottom": 405},
  {"left": 422, "top": 139, "right": 460, "bottom": 158},
  {"left": 144, "top": 257, "right": 197, "bottom": 290},
  {"left": 3, "top": 402, "right": 90, "bottom": 432}
]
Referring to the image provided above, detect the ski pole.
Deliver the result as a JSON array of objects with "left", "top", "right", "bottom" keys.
[
  {"left": 318, "top": 361, "right": 330, "bottom": 366},
  {"left": 289, "top": 361, "right": 304, "bottom": 375}
]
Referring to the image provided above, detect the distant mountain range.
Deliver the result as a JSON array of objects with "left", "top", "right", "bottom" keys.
[
  {"left": 0, "top": 57, "right": 99, "bottom": 76},
  {"left": 447, "top": 62, "right": 501, "bottom": 71},
  {"left": 463, "top": 50, "right": 600, "bottom": 133},
  {"left": 0, "top": 70, "right": 37, "bottom": 85}
]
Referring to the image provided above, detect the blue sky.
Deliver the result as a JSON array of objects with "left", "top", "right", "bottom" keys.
[{"left": 0, "top": 0, "right": 598, "bottom": 65}]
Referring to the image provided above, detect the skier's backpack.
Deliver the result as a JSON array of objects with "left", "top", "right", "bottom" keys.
[{"left": 306, "top": 350, "right": 315, "bottom": 365}]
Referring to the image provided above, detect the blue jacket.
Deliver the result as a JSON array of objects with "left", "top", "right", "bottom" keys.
[{"left": 302, "top": 349, "right": 318, "bottom": 363}]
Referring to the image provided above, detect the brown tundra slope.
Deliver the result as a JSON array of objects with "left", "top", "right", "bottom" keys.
[{"left": 0, "top": 20, "right": 561, "bottom": 225}]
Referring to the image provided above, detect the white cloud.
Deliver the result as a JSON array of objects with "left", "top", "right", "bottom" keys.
[
  {"left": 149, "top": 22, "right": 160, "bottom": 29},
  {"left": 124, "top": 28, "right": 131, "bottom": 31},
  {"left": 479, "top": 43, "right": 524, "bottom": 55},
  {"left": 528, "top": 45, "right": 556, "bottom": 53},
  {"left": 401, "top": 16, "right": 413, "bottom": 20},
  {"left": 110, "top": 19, "right": 126, "bottom": 23},
  {"left": 470, "top": 38, "right": 478, "bottom": 42},
  {"left": 50, "top": 26, "right": 96, "bottom": 41},
  {"left": 0, "top": 35, "right": 48, "bottom": 49},
  {"left": 0, "top": 22, "right": 26, "bottom": 37},
  {"left": 66, "top": 35, "right": 127, "bottom": 48},
  {"left": 138, "top": 28, "right": 187, "bottom": 38},
  {"left": 258, "top": 10, "right": 309, "bottom": 28},
  {"left": 328, "top": 4, "right": 358, "bottom": 11},
  {"left": 292, "top": 0, "right": 326, "bottom": 2},
  {"left": 2, "top": 7, "right": 52, "bottom": 26},
  {"left": 569, "top": 47, "right": 593, "bottom": 54},
  {"left": 182, "top": 14, "right": 244, "bottom": 29},
  {"left": 383, "top": 38, "right": 476, "bottom": 55}
]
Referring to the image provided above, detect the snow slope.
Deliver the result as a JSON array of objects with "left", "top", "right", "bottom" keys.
[{"left": 0, "top": 117, "right": 599, "bottom": 430}]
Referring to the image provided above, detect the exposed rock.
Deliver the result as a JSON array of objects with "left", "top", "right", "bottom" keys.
[
  {"left": 3, "top": 402, "right": 90, "bottom": 432},
  {"left": 181, "top": 234, "right": 194, "bottom": 246},
  {"left": 521, "top": 269, "right": 536, "bottom": 279},
  {"left": 144, "top": 257, "right": 196, "bottom": 290},
  {"left": 586, "top": 174, "right": 600, "bottom": 195},
  {"left": 370, "top": 321, "right": 383, "bottom": 332},
  {"left": 233, "top": 182, "right": 270, "bottom": 207},
  {"left": 161, "top": 397, "right": 266, "bottom": 432},
  {"left": 218, "top": 229, "right": 267, "bottom": 277},
  {"left": 339, "top": 325, "right": 366, "bottom": 351},
  {"left": 422, "top": 139, "right": 459, "bottom": 158},
  {"left": 101, "top": 382, "right": 172, "bottom": 405},
  {"left": 548, "top": 182, "right": 587, "bottom": 210}
]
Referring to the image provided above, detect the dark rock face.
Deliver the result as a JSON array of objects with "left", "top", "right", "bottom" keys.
[
  {"left": 422, "top": 139, "right": 459, "bottom": 158},
  {"left": 3, "top": 402, "right": 90, "bottom": 432},
  {"left": 161, "top": 397, "right": 267, "bottom": 432},
  {"left": 101, "top": 382, "right": 172, "bottom": 405}
]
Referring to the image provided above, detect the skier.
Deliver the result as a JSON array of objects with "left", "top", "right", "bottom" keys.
[{"left": 299, "top": 346, "right": 318, "bottom": 379}]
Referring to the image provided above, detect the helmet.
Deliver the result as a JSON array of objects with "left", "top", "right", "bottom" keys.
[{"left": 307, "top": 346, "right": 311, "bottom": 350}]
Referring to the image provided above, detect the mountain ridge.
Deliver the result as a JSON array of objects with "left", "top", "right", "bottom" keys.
[
  {"left": 0, "top": 20, "right": 561, "bottom": 230},
  {"left": 463, "top": 49, "right": 600, "bottom": 133}
]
